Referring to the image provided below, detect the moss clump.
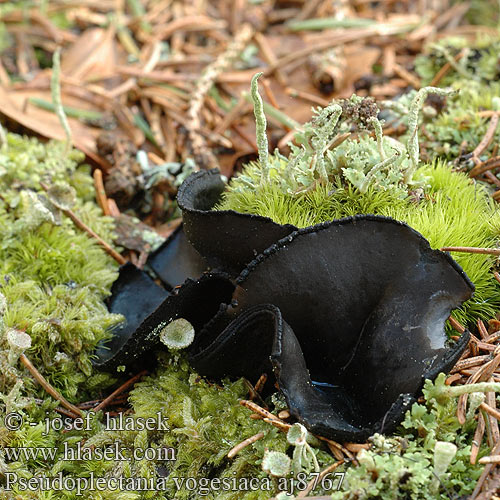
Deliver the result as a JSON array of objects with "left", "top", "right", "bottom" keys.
[
  {"left": 2, "top": 353, "right": 338, "bottom": 500},
  {"left": 415, "top": 35, "right": 500, "bottom": 87},
  {"left": 0, "top": 133, "right": 122, "bottom": 401},
  {"left": 219, "top": 160, "right": 500, "bottom": 326},
  {"left": 385, "top": 79, "right": 500, "bottom": 162}
]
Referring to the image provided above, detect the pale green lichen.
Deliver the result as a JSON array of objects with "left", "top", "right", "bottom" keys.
[
  {"left": 261, "top": 450, "right": 291, "bottom": 477},
  {"left": 331, "top": 376, "right": 486, "bottom": 499},
  {"left": 250, "top": 73, "right": 270, "bottom": 185},
  {"left": 221, "top": 87, "right": 453, "bottom": 202},
  {"left": 159, "top": 319, "right": 195, "bottom": 350}
]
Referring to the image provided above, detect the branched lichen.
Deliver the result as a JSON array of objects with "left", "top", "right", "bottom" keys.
[
  {"left": 250, "top": 73, "right": 270, "bottom": 186},
  {"left": 404, "top": 86, "right": 457, "bottom": 182},
  {"left": 331, "top": 375, "right": 486, "bottom": 499}
]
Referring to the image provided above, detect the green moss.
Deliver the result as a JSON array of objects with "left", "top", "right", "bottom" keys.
[
  {"left": 415, "top": 35, "right": 500, "bottom": 87},
  {"left": 0, "top": 133, "right": 122, "bottom": 400},
  {"left": 1, "top": 354, "right": 338, "bottom": 500}
]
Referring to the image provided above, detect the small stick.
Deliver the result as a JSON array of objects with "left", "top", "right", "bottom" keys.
[
  {"left": 77, "top": 394, "right": 129, "bottom": 409},
  {"left": 477, "top": 320, "right": 489, "bottom": 339},
  {"left": 260, "top": 78, "right": 280, "bottom": 110},
  {"left": 297, "top": 460, "right": 344, "bottom": 497},
  {"left": 441, "top": 246, "right": 500, "bottom": 257},
  {"left": 213, "top": 97, "right": 249, "bottom": 136},
  {"left": 430, "top": 48, "right": 466, "bottom": 87},
  {"left": 470, "top": 439, "right": 500, "bottom": 498},
  {"left": 286, "top": 87, "right": 330, "bottom": 107},
  {"left": 232, "top": 124, "right": 258, "bottom": 151},
  {"left": 478, "top": 455, "right": 500, "bottom": 464},
  {"left": 242, "top": 378, "right": 262, "bottom": 404},
  {"left": 469, "top": 156, "right": 500, "bottom": 178},
  {"left": 393, "top": 63, "right": 421, "bottom": 89},
  {"left": 93, "top": 169, "right": 110, "bottom": 216},
  {"left": 253, "top": 32, "right": 287, "bottom": 87},
  {"left": 471, "top": 114, "right": 499, "bottom": 162},
  {"left": 40, "top": 182, "right": 126, "bottom": 265},
  {"left": 93, "top": 370, "right": 148, "bottom": 413},
  {"left": 54, "top": 407, "right": 80, "bottom": 419},
  {"left": 480, "top": 401, "right": 500, "bottom": 421},
  {"left": 62, "top": 205, "right": 126, "bottom": 264},
  {"left": 227, "top": 432, "right": 265, "bottom": 458},
  {"left": 20, "top": 354, "right": 82, "bottom": 417}
]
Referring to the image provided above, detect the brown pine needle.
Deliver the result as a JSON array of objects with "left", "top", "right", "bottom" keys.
[
  {"left": 263, "top": 416, "right": 291, "bottom": 432},
  {"left": 448, "top": 315, "right": 465, "bottom": 333},
  {"left": 40, "top": 182, "right": 126, "bottom": 265},
  {"left": 478, "top": 319, "right": 489, "bottom": 339},
  {"left": 471, "top": 412, "right": 485, "bottom": 465},
  {"left": 441, "top": 246, "right": 500, "bottom": 256},
  {"left": 480, "top": 402, "right": 500, "bottom": 421},
  {"left": 494, "top": 271, "right": 500, "bottom": 285},
  {"left": 93, "top": 169, "right": 110, "bottom": 216},
  {"left": 430, "top": 48, "right": 466, "bottom": 87},
  {"left": 240, "top": 400, "right": 356, "bottom": 462},
  {"left": 254, "top": 373, "right": 268, "bottom": 394},
  {"left": 393, "top": 63, "right": 421, "bottom": 89},
  {"left": 240, "top": 399, "right": 281, "bottom": 421},
  {"left": 297, "top": 460, "right": 344, "bottom": 498},
  {"left": 94, "top": 370, "right": 148, "bottom": 413},
  {"left": 471, "top": 439, "right": 500, "bottom": 498},
  {"left": 20, "top": 354, "right": 82, "bottom": 418},
  {"left": 64, "top": 207, "right": 127, "bottom": 265},
  {"left": 471, "top": 113, "right": 499, "bottom": 163},
  {"left": 451, "top": 355, "right": 490, "bottom": 373},
  {"left": 227, "top": 432, "right": 265, "bottom": 458},
  {"left": 469, "top": 156, "right": 500, "bottom": 178}
]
